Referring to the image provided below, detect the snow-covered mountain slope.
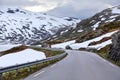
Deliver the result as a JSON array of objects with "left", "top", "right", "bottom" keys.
[
  {"left": 52, "top": 30, "right": 118, "bottom": 49},
  {"left": 0, "top": 6, "right": 79, "bottom": 45}
]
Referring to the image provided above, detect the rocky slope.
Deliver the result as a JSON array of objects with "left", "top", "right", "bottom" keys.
[
  {"left": 57, "top": 5, "right": 120, "bottom": 42},
  {"left": 76, "top": 5, "right": 120, "bottom": 31},
  {"left": 0, "top": 6, "right": 79, "bottom": 45}
]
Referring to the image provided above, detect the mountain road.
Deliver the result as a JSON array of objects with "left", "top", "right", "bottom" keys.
[{"left": 24, "top": 50, "right": 120, "bottom": 80}]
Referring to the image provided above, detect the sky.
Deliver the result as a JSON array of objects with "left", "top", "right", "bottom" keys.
[{"left": 0, "top": 0, "right": 120, "bottom": 19}]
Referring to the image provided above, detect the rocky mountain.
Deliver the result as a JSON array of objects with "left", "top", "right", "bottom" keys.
[
  {"left": 57, "top": 5, "right": 120, "bottom": 42},
  {"left": 0, "top": 6, "right": 79, "bottom": 45},
  {"left": 76, "top": 5, "right": 120, "bottom": 31}
]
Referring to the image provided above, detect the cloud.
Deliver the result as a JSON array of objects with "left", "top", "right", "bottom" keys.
[
  {"left": 47, "top": 0, "right": 120, "bottom": 18},
  {"left": 0, "top": 0, "right": 67, "bottom": 12},
  {"left": 0, "top": 0, "right": 41, "bottom": 6},
  {"left": 24, "top": 5, "right": 57, "bottom": 12},
  {"left": 47, "top": 4, "right": 98, "bottom": 19},
  {"left": 0, "top": 0, "right": 120, "bottom": 18}
]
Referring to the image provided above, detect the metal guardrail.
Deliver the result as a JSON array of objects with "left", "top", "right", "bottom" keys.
[{"left": 0, "top": 52, "right": 67, "bottom": 80}]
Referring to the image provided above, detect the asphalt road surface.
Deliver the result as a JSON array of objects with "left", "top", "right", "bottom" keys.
[{"left": 24, "top": 50, "right": 120, "bottom": 80}]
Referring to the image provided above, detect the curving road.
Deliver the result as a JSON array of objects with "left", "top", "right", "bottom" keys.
[{"left": 24, "top": 50, "right": 120, "bottom": 80}]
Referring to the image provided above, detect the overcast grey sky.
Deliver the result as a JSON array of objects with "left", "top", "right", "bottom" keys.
[{"left": 0, "top": 0, "right": 120, "bottom": 19}]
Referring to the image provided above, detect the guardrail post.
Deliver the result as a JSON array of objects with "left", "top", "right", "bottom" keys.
[
  {"left": 27, "top": 67, "right": 30, "bottom": 72},
  {"left": 0, "top": 73, "right": 2, "bottom": 80},
  {"left": 16, "top": 69, "right": 18, "bottom": 74},
  {"left": 36, "top": 64, "right": 38, "bottom": 70}
]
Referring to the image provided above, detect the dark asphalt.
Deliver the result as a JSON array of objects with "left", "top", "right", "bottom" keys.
[{"left": 24, "top": 50, "right": 120, "bottom": 80}]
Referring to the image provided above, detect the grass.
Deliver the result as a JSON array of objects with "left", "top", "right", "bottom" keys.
[
  {"left": 45, "top": 40, "right": 64, "bottom": 45},
  {"left": 0, "top": 45, "right": 28, "bottom": 56},
  {"left": 78, "top": 45, "right": 120, "bottom": 67},
  {"left": 88, "top": 36, "right": 111, "bottom": 46},
  {"left": 2, "top": 63, "right": 45, "bottom": 80},
  {"left": 96, "top": 21, "right": 120, "bottom": 32},
  {"left": 0, "top": 45, "right": 64, "bottom": 57},
  {"left": 31, "top": 47, "right": 64, "bottom": 57},
  {"left": 97, "top": 45, "right": 120, "bottom": 67}
]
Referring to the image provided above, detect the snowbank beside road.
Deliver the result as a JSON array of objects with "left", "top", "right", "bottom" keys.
[{"left": 0, "top": 49, "right": 46, "bottom": 68}]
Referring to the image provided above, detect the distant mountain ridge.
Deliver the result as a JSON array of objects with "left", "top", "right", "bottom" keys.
[
  {"left": 0, "top": 6, "right": 79, "bottom": 45},
  {"left": 77, "top": 5, "right": 120, "bottom": 30}
]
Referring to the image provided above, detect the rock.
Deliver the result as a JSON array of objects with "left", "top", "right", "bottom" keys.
[
  {"left": 109, "top": 31, "right": 120, "bottom": 61},
  {"left": 66, "top": 45, "right": 72, "bottom": 49}
]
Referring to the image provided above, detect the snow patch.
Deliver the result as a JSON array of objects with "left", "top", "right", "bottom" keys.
[
  {"left": 112, "top": 7, "right": 120, "bottom": 14},
  {"left": 106, "top": 18, "right": 115, "bottom": 23},
  {"left": 101, "top": 18, "right": 106, "bottom": 21},
  {"left": 110, "top": 15, "right": 119, "bottom": 19},
  {"left": 92, "top": 22, "right": 100, "bottom": 30},
  {"left": 52, "top": 31, "right": 117, "bottom": 50},
  {"left": 77, "top": 30, "right": 83, "bottom": 32},
  {"left": 51, "top": 40, "right": 75, "bottom": 49},
  {"left": 89, "top": 39, "right": 112, "bottom": 50},
  {"left": 61, "top": 30, "right": 68, "bottom": 35},
  {"left": 0, "top": 44, "right": 21, "bottom": 52},
  {"left": 69, "top": 30, "right": 117, "bottom": 49},
  {"left": 0, "top": 49, "right": 46, "bottom": 68}
]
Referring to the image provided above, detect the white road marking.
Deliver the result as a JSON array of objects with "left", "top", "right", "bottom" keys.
[
  {"left": 33, "top": 64, "right": 56, "bottom": 77},
  {"left": 50, "top": 64, "right": 56, "bottom": 68},
  {"left": 34, "top": 71, "right": 45, "bottom": 77}
]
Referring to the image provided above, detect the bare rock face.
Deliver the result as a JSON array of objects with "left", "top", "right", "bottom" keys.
[{"left": 109, "top": 30, "right": 120, "bottom": 61}]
